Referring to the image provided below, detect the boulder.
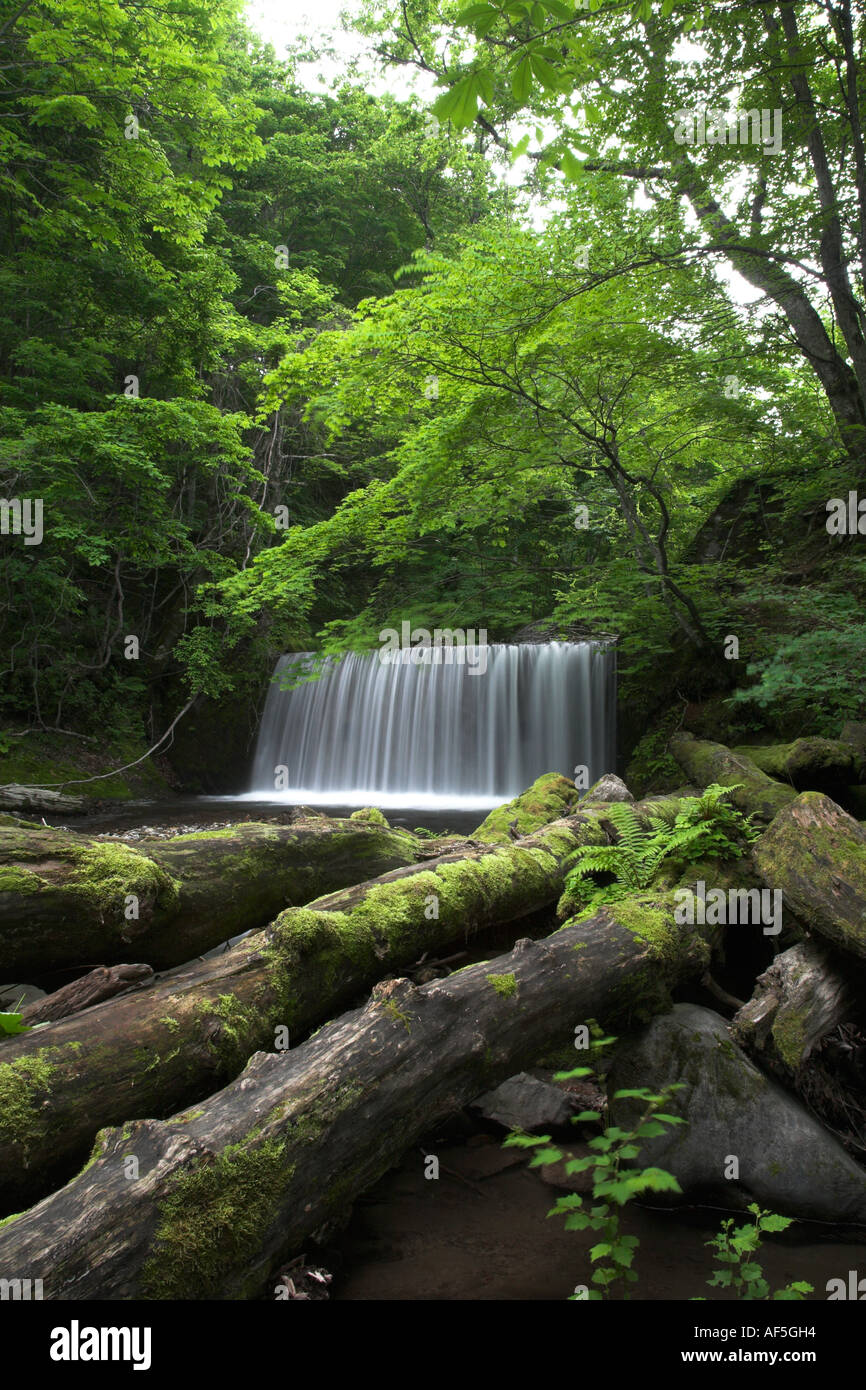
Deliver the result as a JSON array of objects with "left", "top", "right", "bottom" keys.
[
  {"left": 609, "top": 1003, "right": 866, "bottom": 1224},
  {"left": 583, "top": 774, "right": 634, "bottom": 804},
  {"left": 471, "top": 1072, "right": 579, "bottom": 1132}
]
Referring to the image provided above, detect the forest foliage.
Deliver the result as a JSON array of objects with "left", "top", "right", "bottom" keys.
[{"left": 0, "top": 0, "right": 863, "bottom": 755}]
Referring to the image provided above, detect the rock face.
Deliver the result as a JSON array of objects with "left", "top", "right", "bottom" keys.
[
  {"left": 471, "top": 1072, "right": 579, "bottom": 1132},
  {"left": 753, "top": 792, "right": 866, "bottom": 960},
  {"left": 609, "top": 1004, "right": 866, "bottom": 1225}
]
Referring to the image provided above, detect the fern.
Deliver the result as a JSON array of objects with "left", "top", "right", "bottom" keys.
[{"left": 560, "top": 785, "right": 757, "bottom": 915}]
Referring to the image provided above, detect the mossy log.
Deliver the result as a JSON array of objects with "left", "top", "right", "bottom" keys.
[
  {"left": 0, "top": 812, "right": 612, "bottom": 1211},
  {"left": 0, "top": 816, "right": 427, "bottom": 979},
  {"left": 471, "top": 772, "right": 583, "bottom": 842},
  {"left": 753, "top": 792, "right": 866, "bottom": 959},
  {"left": 669, "top": 733, "right": 797, "bottom": 821},
  {"left": 732, "top": 941, "right": 853, "bottom": 1072},
  {"left": 0, "top": 890, "right": 711, "bottom": 1300},
  {"left": 732, "top": 738, "right": 862, "bottom": 792}
]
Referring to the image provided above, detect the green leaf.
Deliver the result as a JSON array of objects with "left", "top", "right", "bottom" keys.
[
  {"left": 560, "top": 147, "right": 585, "bottom": 181},
  {"left": 511, "top": 56, "right": 533, "bottom": 103},
  {"left": 0, "top": 1011, "right": 30, "bottom": 1035},
  {"left": 530, "top": 52, "right": 562, "bottom": 91},
  {"left": 455, "top": 2, "right": 499, "bottom": 24}
]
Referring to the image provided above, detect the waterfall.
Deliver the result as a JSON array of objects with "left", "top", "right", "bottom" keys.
[{"left": 245, "top": 641, "right": 616, "bottom": 809}]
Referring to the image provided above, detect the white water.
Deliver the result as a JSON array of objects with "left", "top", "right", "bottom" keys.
[{"left": 242, "top": 641, "right": 616, "bottom": 809}]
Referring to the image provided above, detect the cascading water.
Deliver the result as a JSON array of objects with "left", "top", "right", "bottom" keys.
[{"left": 243, "top": 641, "right": 616, "bottom": 810}]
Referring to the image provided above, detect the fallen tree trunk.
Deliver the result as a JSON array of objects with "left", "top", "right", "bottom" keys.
[
  {"left": 0, "top": 812, "right": 611, "bottom": 1210},
  {"left": 19, "top": 965, "right": 154, "bottom": 1027},
  {"left": 732, "top": 737, "right": 862, "bottom": 792},
  {"left": 0, "top": 815, "right": 425, "bottom": 978},
  {"left": 732, "top": 941, "right": 853, "bottom": 1073},
  {"left": 752, "top": 791, "right": 866, "bottom": 959},
  {"left": 0, "top": 890, "right": 710, "bottom": 1300},
  {"left": 669, "top": 733, "right": 798, "bottom": 821}
]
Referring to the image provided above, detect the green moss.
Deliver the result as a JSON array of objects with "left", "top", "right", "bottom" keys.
[
  {"left": 349, "top": 807, "right": 389, "bottom": 826},
  {"left": 159, "top": 1017, "right": 180, "bottom": 1032},
  {"left": 139, "top": 1136, "right": 292, "bottom": 1299},
  {"left": 605, "top": 898, "right": 676, "bottom": 961},
  {"left": 194, "top": 992, "right": 265, "bottom": 1072},
  {"left": 0, "top": 1211, "right": 23, "bottom": 1229},
  {"left": 472, "top": 773, "right": 580, "bottom": 843},
  {"left": 0, "top": 865, "right": 44, "bottom": 894},
  {"left": 66, "top": 842, "right": 180, "bottom": 924},
  {"left": 0, "top": 1052, "right": 56, "bottom": 1159},
  {"left": 771, "top": 1006, "right": 810, "bottom": 1071},
  {"left": 379, "top": 998, "right": 412, "bottom": 1031},
  {"left": 487, "top": 972, "right": 517, "bottom": 997},
  {"left": 140, "top": 1079, "right": 364, "bottom": 1298}
]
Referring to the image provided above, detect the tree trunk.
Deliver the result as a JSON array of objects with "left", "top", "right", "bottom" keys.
[
  {"left": 0, "top": 889, "right": 709, "bottom": 1300},
  {"left": 0, "top": 812, "right": 611, "bottom": 1211},
  {"left": 732, "top": 940, "right": 854, "bottom": 1073},
  {"left": 668, "top": 733, "right": 798, "bottom": 821},
  {"left": 752, "top": 791, "right": 866, "bottom": 960},
  {"left": 0, "top": 815, "right": 426, "bottom": 978}
]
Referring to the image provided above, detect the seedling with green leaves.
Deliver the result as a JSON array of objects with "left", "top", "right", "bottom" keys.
[
  {"left": 504, "top": 1035, "right": 685, "bottom": 1300},
  {"left": 703, "top": 1205, "right": 813, "bottom": 1301}
]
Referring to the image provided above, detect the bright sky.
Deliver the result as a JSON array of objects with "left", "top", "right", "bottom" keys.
[{"left": 243, "top": 0, "right": 761, "bottom": 307}]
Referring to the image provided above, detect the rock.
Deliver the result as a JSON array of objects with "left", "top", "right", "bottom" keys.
[
  {"left": 583, "top": 774, "right": 634, "bottom": 803},
  {"left": 0, "top": 785, "right": 87, "bottom": 815},
  {"left": 0, "top": 982, "right": 45, "bottom": 1011},
  {"left": 841, "top": 722, "right": 866, "bottom": 759},
  {"left": 536, "top": 1143, "right": 596, "bottom": 1192},
  {"left": 609, "top": 1003, "right": 866, "bottom": 1224},
  {"left": 471, "top": 1072, "right": 579, "bottom": 1132},
  {"left": 752, "top": 792, "right": 866, "bottom": 960}
]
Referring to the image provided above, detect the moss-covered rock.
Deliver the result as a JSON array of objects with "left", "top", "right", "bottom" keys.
[
  {"left": 349, "top": 807, "right": 390, "bottom": 826},
  {"left": 472, "top": 773, "right": 581, "bottom": 843},
  {"left": 609, "top": 1003, "right": 866, "bottom": 1223}
]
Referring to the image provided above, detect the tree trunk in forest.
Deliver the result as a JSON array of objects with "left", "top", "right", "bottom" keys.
[
  {"left": 668, "top": 733, "right": 798, "bottom": 821},
  {"left": 752, "top": 792, "right": 866, "bottom": 960},
  {"left": 0, "top": 890, "right": 709, "bottom": 1300},
  {"left": 0, "top": 811, "right": 615, "bottom": 1211},
  {"left": 0, "top": 816, "right": 427, "bottom": 978},
  {"left": 732, "top": 940, "right": 854, "bottom": 1073}
]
